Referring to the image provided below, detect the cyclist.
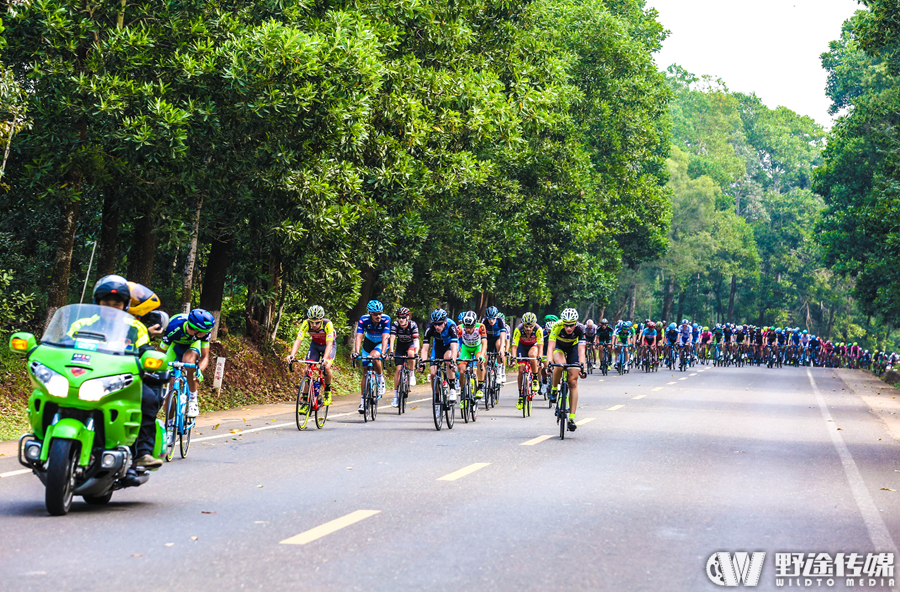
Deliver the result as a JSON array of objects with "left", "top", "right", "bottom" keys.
[
  {"left": 614, "top": 321, "right": 635, "bottom": 372},
  {"left": 481, "top": 307, "right": 509, "bottom": 383},
  {"left": 420, "top": 308, "right": 460, "bottom": 400},
  {"left": 584, "top": 319, "right": 597, "bottom": 366},
  {"left": 160, "top": 308, "right": 215, "bottom": 418},
  {"left": 287, "top": 305, "right": 336, "bottom": 407},
  {"left": 699, "top": 326, "right": 712, "bottom": 361},
  {"left": 596, "top": 319, "right": 614, "bottom": 368},
  {"left": 352, "top": 300, "right": 392, "bottom": 412},
  {"left": 664, "top": 322, "right": 679, "bottom": 365},
  {"left": 81, "top": 275, "right": 162, "bottom": 470},
  {"left": 678, "top": 319, "right": 694, "bottom": 361},
  {"left": 389, "top": 307, "right": 420, "bottom": 408},
  {"left": 456, "top": 311, "right": 488, "bottom": 400},
  {"left": 546, "top": 308, "right": 587, "bottom": 432},
  {"left": 512, "top": 312, "right": 544, "bottom": 405},
  {"left": 639, "top": 321, "right": 657, "bottom": 364},
  {"left": 540, "top": 314, "right": 559, "bottom": 393},
  {"left": 808, "top": 334, "right": 821, "bottom": 366}
]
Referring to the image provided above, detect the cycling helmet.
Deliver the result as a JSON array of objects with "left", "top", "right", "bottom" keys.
[
  {"left": 462, "top": 311, "right": 477, "bottom": 327},
  {"left": 545, "top": 314, "right": 559, "bottom": 324},
  {"left": 645, "top": 318, "right": 651, "bottom": 324},
  {"left": 307, "top": 305, "right": 325, "bottom": 320},
  {"left": 692, "top": 323, "right": 699, "bottom": 329},
  {"left": 624, "top": 321, "right": 633, "bottom": 328},
  {"left": 498, "top": 312, "right": 506, "bottom": 319},
  {"left": 853, "top": 342, "right": 858, "bottom": 346},
  {"left": 366, "top": 300, "right": 384, "bottom": 314},
  {"left": 585, "top": 319, "right": 595, "bottom": 327},
  {"left": 776, "top": 329, "right": 783, "bottom": 334},
  {"left": 457, "top": 312, "right": 465, "bottom": 323},
  {"left": 523, "top": 312, "right": 537, "bottom": 326},
  {"left": 669, "top": 323, "right": 676, "bottom": 330},
  {"left": 127, "top": 281, "right": 160, "bottom": 316},
  {"left": 188, "top": 308, "right": 216, "bottom": 332},
  {"left": 703, "top": 326, "right": 709, "bottom": 331},
  {"left": 431, "top": 308, "right": 448, "bottom": 322},
  {"left": 93, "top": 274, "right": 131, "bottom": 310},
  {"left": 681, "top": 319, "right": 689, "bottom": 325},
  {"left": 396, "top": 307, "right": 410, "bottom": 318},
  {"left": 811, "top": 335, "right": 816, "bottom": 340},
  {"left": 560, "top": 308, "right": 579, "bottom": 324},
  {"left": 802, "top": 330, "right": 808, "bottom": 334},
  {"left": 600, "top": 318, "right": 608, "bottom": 325},
  {"left": 648, "top": 321, "right": 656, "bottom": 329},
  {"left": 486, "top": 306, "right": 499, "bottom": 319}
]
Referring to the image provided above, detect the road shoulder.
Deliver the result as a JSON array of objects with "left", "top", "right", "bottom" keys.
[{"left": 836, "top": 368, "right": 900, "bottom": 441}]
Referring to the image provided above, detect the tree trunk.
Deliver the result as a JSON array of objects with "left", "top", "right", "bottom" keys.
[
  {"left": 627, "top": 283, "right": 637, "bottom": 321},
  {"left": 726, "top": 274, "right": 737, "bottom": 322},
  {"left": 97, "top": 187, "right": 121, "bottom": 277},
  {"left": 180, "top": 195, "right": 204, "bottom": 314},
  {"left": 270, "top": 281, "right": 288, "bottom": 340},
  {"left": 476, "top": 291, "right": 488, "bottom": 318},
  {"left": 127, "top": 201, "right": 159, "bottom": 286},
  {"left": 598, "top": 307, "right": 605, "bottom": 322},
  {"left": 44, "top": 197, "right": 81, "bottom": 328},
  {"left": 661, "top": 277, "right": 675, "bottom": 322},
  {"left": 199, "top": 234, "right": 234, "bottom": 342},
  {"left": 348, "top": 266, "right": 377, "bottom": 329}
]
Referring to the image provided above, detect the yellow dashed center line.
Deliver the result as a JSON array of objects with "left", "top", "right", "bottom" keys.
[
  {"left": 576, "top": 417, "right": 596, "bottom": 426},
  {"left": 689, "top": 373, "right": 697, "bottom": 376},
  {"left": 607, "top": 405, "right": 625, "bottom": 411},
  {"left": 633, "top": 394, "right": 647, "bottom": 399},
  {"left": 678, "top": 377, "right": 688, "bottom": 381},
  {"left": 651, "top": 387, "right": 663, "bottom": 392},
  {"left": 521, "top": 435, "right": 554, "bottom": 446},
  {"left": 279, "top": 510, "right": 380, "bottom": 545},
  {"left": 667, "top": 381, "right": 677, "bottom": 385},
  {"left": 438, "top": 463, "right": 491, "bottom": 481}
]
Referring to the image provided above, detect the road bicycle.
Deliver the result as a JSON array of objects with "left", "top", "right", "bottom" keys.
[
  {"left": 289, "top": 359, "right": 329, "bottom": 429},
  {"left": 392, "top": 355, "right": 418, "bottom": 415},
  {"left": 351, "top": 355, "right": 381, "bottom": 422},
  {"left": 586, "top": 343, "right": 596, "bottom": 375},
  {"left": 427, "top": 358, "right": 456, "bottom": 431},
  {"left": 549, "top": 363, "right": 583, "bottom": 440},
  {"left": 483, "top": 352, "right": 504, "bottom": 410},
  {"left": 615, "top": 344, "right": 631, "bottom": 375},
  {"left": 598, "top": 344, "right": 611, "bottom": 376},
  {"left": 712, "top": 342, "right": 724, "bottom": 367},
  {"left": 514, "top": 356, "right": 540, "bottom": 418},
  {"left": 679, "top": 344, "right": 692, "bottom": 371},
  {"left": 457, "top": 355, "right": 480, "bottom": 423},
  {"left": 164, "top": 361, "right": 197, "bottom": 461}
]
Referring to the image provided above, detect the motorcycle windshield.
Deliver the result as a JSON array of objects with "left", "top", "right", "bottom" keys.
[{"left": 42, "top": 304, "right": 141, "bottom": 356}]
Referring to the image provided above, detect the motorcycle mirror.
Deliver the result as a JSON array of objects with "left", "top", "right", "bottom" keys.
[
  {"left": 9, "top": 332, "right": 36, "bottom": 355},
  {"left": 140, "top": 350, "right": 166, "bottom": 372}
]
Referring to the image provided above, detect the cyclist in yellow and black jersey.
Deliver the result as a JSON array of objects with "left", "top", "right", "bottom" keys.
[
  {"left": 288, "top": 305, "right": 336, "bottom": 404},
  {"left": 546, "top": 308, "right": 587, "bottom": 433}
]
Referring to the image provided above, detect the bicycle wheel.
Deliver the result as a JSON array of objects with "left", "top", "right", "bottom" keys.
[
  {"left": 460, "top": 376, "right": 470, "bottom": 423},
  {"left": 432, "top": 376, "right": 443, "bottom": 431},
  {"left": 180, "top": 418, "right": 192, "bottom": 458},
  {"left": 483, "top": 369, "right": 493, "bottom": 410},
  {"left": 469, "top": 393, "right": 478, "bottom": 422},
  {"left": 164, "top": 388, "right": 178, "bottom": 462},
  {"left": 558, "top": 384, "right": 568, "bottom": 440},
  {"left": 296, "top": 378, "right": 312, "bottom": 430},
  {"left": 315, "top": 388, "right": 328, "bottom": 429},
  {"left": 445, "top": 392, "right": 454, "bottom": 429},
  {"left": 398, "top": 370, "right": 408, "bottom": 415},
  {"left": 362, "top": 376, "right": 371, "bottom": 423},
  {"left": 368, "top": 377, "right": 378, "bottom": 422}
]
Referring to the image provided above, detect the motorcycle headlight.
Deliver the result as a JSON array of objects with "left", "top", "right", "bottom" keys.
[
  {"left": 79, "top": 373, "right": 134, "bottom": 402},
  {"left": 29, "top": 362, "right": 70, "bottom": 398}
]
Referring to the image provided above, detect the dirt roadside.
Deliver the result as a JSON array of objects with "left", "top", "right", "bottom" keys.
[{"left": 834, "top": 368, "right": 900, "bottom": 441}]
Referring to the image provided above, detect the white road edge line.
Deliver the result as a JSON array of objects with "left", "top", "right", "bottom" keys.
[
  {"left": 194, "top": 397, "right": 435, "bottom": 442},
  {"left": 0, "top": 468, "right": 31, "bottom": 478},
  {"left": 807, "top": 369, "right": 899, "bottom": 560},
  {"left": 279, "top": 510, "right": 381, "bottom": 545}
]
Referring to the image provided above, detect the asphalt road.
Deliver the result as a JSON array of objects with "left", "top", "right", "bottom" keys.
[{"left": 2, "top": 364, "right": 900, "bottom": 591}]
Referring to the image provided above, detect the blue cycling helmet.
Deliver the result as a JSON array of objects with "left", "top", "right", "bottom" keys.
[
  {"left": 188, "top": 308, "right": 216, "bottom": 332},
  {"left": 802, "top": 330, "right": 808, "bottom": 334},
  {"left": 692, "top": 323, "right": 699, "bottom": 329},
  {"left": 431, "top": 308, "right": 448, "bottom": 322},
  {"left": 486, "top": 306, "right": 499, "bottom": 319},
  {"left": 668, "top": 323, "right": 676, "bottom": 330},
  {"left": 776, "top": 328, "right": 783, "bottom": 334},
  {"left": 366, "top": 300, "right": 384, "bottom": 314}
]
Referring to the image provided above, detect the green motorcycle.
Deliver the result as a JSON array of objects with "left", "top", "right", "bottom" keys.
[{"left": 10, "top": 303, "right": 167, "bottom": 515}]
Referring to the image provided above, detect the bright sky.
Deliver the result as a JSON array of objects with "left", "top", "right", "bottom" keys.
[{"left": 645, "top": 0, "right": 861, "bottom": 128}]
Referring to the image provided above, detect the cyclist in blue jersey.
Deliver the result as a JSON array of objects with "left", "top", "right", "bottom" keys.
[
  {"left": 481, "top": 307, "right": 509, "bottom": 382},
  {"left": 352, "top": 300, "right": 392, "bottom": 413},
  {"left": 160, "top": 308, "right": 215, "bottom": 418},
  {"left": 420, "top": 309, "right": 460, "bottom": 400}
]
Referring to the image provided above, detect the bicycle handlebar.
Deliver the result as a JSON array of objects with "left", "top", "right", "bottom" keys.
[
  {"left": 288, "top": 359, "right": 325, "bottom": 373},
  {"left": 548, "top": 363, "right": 583, "bottom": 369},
  {"left": 169, "top": 362, "right": 198, "bottom": 369}
]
